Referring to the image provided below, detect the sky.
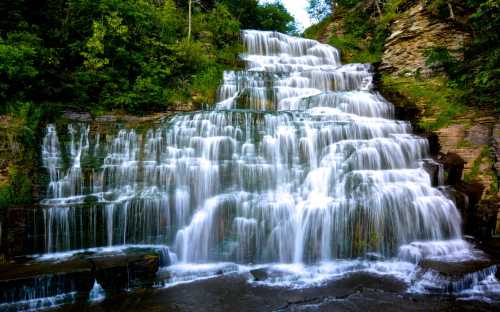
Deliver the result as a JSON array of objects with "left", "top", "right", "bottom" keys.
[{"left": 261, "top": 0, "right": 313, "bottom": 30}]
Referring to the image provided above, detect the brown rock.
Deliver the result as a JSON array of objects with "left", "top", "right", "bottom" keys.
[
  {"left": 441, "top": 152, "right": 465, "bottom": 185},
  {"left": 380, "top": 3, "right": 470, "bottom": 76},
  {"left": 467, "top": 124, "right": 491, "bottom": 145}
]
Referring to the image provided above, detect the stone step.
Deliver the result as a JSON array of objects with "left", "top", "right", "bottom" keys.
[{"left": 0, "top": 249, "right": 160, "bottom": 304}]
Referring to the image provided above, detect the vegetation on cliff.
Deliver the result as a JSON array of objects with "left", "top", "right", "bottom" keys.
[
  {"left": 305, "top": 0, "right": 499, "bottom": 110},
  {"left": 0, "top": 0, "right": 295, "bottom": 116}
]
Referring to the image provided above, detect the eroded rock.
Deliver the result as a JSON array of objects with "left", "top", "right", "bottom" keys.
[{"left": 380, "top": 3, "right": 470, "bottom": 76}]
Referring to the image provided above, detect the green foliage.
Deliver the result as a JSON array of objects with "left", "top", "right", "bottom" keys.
[
  {"left": 1, "top": 0, "right": 245, "bottom": 115},
  {"left": 424, "top": 47, "right": 461, "bottom": 78},
  {"left": 307, "top": 0, "right": 332, "bottom": 22},
  {"left": 463, "top": 146, "right": 493, "bottom": 184},
  {"left": 421, "top": 1, "right": 500, "bottom": 108},
  {"left": 0, "top": 31, "right": 41, "bottom": 112},
  {"left": 426, "top": 0, "right": 452, "bottom": 18},
  {"left": 382, "top": 75, "right": 467, "bottom": 131},
  {"left": 328, "top": 35, "right": 380, "bottom": 63},
  {"left": 303, "top": 15, "right": 332, "bottom": 39},
  {"left": 257, "top": 2, "right": 296, "bottom": 34},
  {"left": 1, "top": 166, "right": 33, "bottom": 206},
  {"left": 343, "top": 10, "right": 372, "bottom": 39},
  {"left": 336, "top": 0, "right": 362, "bottom": 7},
  {"left": 221, "top": 0, "right": 296, "bottom": 34},
  {"left": 305, "top": 0, "right": 408, "bottom": 63},
  {"left": 465, "top": 0, "right": 500, "bottom": 108}
]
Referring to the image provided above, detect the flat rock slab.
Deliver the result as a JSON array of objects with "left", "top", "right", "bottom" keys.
[
  {"left": 0, "top": 249, "right": 160, "bottom": 303},
  {"left": 418, "top": 259, "right": 497, "bottom": 280},
  {"left": 51, "top": 272, "right": 500, "bottom": 312},
  {"left": 89, "top": 252, "right": 160, "bottom": 291}
]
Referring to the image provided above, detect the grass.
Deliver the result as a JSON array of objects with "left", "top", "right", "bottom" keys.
[{"left": 328, "top": 35, "right": 382, "bottom": 63}]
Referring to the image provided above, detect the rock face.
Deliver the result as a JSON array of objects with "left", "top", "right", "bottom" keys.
[
  {"left": 418, "top": 259, "right": 498, "bottom": 293},
  {"left": 435, "top": 117, "right": 499, "bottom": 236},
  {"left": 92, "top": 252, "right": 160, "bottom": 292},
  {"left": 0, "top": 250, "right": 160, "bottom": 304},
  {"left": 380, "top": 3, "right": 470, "bottom": 76},
  {"left": 0, "top": 258, "right": 94, "bottom": 304}
]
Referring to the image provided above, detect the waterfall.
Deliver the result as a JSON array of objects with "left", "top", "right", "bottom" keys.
[{"left": 39, "top": 30, "right": 466, "bottom": 266}]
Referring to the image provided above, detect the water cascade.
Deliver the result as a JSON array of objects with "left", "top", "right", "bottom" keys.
[{"left": 33, "top": 30, "right": 499, "bottom": 302}]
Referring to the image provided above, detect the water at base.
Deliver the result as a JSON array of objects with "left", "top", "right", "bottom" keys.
[{"left": 20, "top": 30, "right": 499, "bottom": 310}]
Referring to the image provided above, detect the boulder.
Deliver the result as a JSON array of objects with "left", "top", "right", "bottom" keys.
[
  {"left": 249, "top": 267, "right": 290, "bottom": 282},
  {"left": 250, "top": 268, "right": 269, "bottom": 281},
  {"left": 441, "top": 152, "right": 465, "bottom": 185}
]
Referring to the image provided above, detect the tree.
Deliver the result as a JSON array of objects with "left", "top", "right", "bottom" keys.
[
  {"left": 220, "top": 0, "right": 296, "bottom": 34},
  {"left": 307, "top": 0, "right": 332, "bottom": 22},
  {"left": 256, "top": 2, "right": 295, "bottom": 33}
]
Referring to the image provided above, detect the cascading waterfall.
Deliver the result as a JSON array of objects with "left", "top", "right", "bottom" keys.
[{"left": 39, "top": 30, "right": 478, "bottom": 277}]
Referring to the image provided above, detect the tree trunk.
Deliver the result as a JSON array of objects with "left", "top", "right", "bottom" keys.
[
  {"left": 448, "top": 1, "right": 455, "bottom": 19},
  {"left": 188, "top": 0, "right": 192, "bottom": 41},
  {"left": 375, "top": 0, "right": 382, "bottom": 17}
]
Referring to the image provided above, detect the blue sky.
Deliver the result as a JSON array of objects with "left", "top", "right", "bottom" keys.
[{"left": 261, "top": 0, "right": 313, "bottom": 30}]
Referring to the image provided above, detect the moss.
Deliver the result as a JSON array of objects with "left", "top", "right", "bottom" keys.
[
  {"left": 329, "top": 35, "right": 381, "bottom": 63},
  {"left": 380, "top": 74, "right": 468, "bottom": 131},
  {"left": 303, "top": 16, "right": 333, "bottom": 39},
  {"left": 457, "top": 138, "right": 473, "bottom": 148},
  {"left": 463, "top": 146, "right": 495, "bottom": 185}
]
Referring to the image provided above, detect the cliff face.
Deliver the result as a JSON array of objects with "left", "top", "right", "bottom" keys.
[
  {"left": 380, "top": 4, "right": 499, "bottom": 237},
  {"left": 380, "top": 3, "right": 470, "bottom": 76},
  {"left": 382, "top": 3, "right": 499, "bottom": 235}
]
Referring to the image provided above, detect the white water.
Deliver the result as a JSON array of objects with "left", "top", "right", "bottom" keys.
[{"left": 35, "top": 30, "right": 499, "bottom": 302}]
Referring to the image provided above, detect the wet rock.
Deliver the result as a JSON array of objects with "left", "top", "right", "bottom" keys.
[
  {"left": 419, "top": 259, "right": 494, "bottom": 278},
  {"left": 250, "top": 267, "right": 294, "bottom": 282},
  {"left": 0, "top": 248, "right": 162, "bottom": 305},
  {"left": 91, "top": 251, "right": 160, "bottom": 292},
  {"left": 364, "top": 252, "right": 384, "bottom": 261},
  {"left": 441, "top": 152, "right": 465, "bottom": 185},
  {"left": 62, "top": 111, "right": 93, "bottom": 122},
  {"left": 422, "top": 159, "right": 443, "bottom": 186},
  {"left": 250, "top": 268, "right": 269, "bottom": 281},
  {"left": 50, "top": 270, "right": 500, "bottom": 312},
  {"left": 443, "top": 186, "right": 469, "bottom": 225},
  {"left": 454, "top": 181, "right": 485, "bottom": 234},
  {"left": 418, "top": 259, "right": 498, "bottom": 293},
  {"left": 426, "top": 132, "right": 440, "bottom": 156},
  {"left": 475, "top": 199, "right": 500, "bottom": 241},
  {"left": 0, "top": 257, "right": 94, "bottom": 303},
  {"left": 333, "top": 272, "right": 407, "bottom": 294}
]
